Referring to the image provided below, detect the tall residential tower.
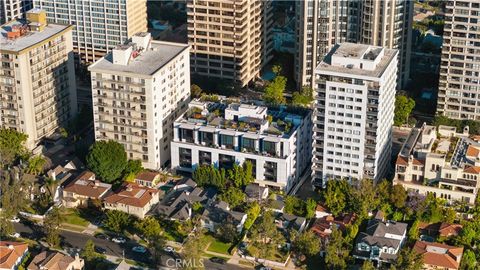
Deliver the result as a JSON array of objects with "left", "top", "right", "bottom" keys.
[{"left": 436, "top": 1, "right": 480, "bottom": 120}]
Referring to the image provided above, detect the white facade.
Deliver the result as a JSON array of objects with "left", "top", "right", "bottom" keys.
[
  {"left": 171, "top": 99, "right": 312, "bottom": 192},
  {"left": 313, "top": 43, "right": 398, "bottom": 186},
  {"left": 89, "top": 33, "right": 190, "bottom": 170},
  {"left": 33, "top": 0, "right": 147, "bottom": 63},
  {"left": 0, "top": 0, "right": 31, "bottom": 24}
]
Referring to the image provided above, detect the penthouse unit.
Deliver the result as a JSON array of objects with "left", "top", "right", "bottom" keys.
[
  {"left": 436, "top": 1, "right": 480, "bottom": 120},
  {"left": 33, "top": 0, "right": 147, "bottom": 63},
  {"left": 394, "top": 123, "right": 480, "bottom": 204},
  {"left": 187, "top": 0, "right": 273, "bottom": 87},
  {"left": 171, "top": 98, "right": 312, "bottom": 192},
  {"left": 312, "top": 43, "right": 398, "bottom": 186},
  {"left": 0, "top": 9, "right": 77, "bottom": 149},
  {"left": 89, "top": 32, "right": 190, "bottom": 170}
]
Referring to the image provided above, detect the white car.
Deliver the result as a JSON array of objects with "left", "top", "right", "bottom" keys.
[
  {"left": 163, "top": 246, "right": 174, "bottom": 253},
  {"left": 112, "top": 237, "right": 126, "bottom": 243},
  {"left": 132, "top": 246, "right": 147, "bottom": 253},
  {"left": 9, "top": 232, "right": 20, "bottom": 238},
  {"left": 10, "top": 217, "right": 20, "bottom": 223}
]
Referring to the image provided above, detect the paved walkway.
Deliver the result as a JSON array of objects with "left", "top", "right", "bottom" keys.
[{"left": 82, "top": 223, "right": 98, "bottom": 235}]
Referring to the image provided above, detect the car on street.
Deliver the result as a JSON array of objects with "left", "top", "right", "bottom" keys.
[
  {"left": 94, "top": 246, "right": 107, "bottom": 254},
  {"left": 112, "top": 237, "right": 126, "bottom": 243},
  {"left": 10, "top": 217, "right": 20, "bottom": 223},
  {"left": 9, "top": 232, "right": 20, "bottom": 238},
  {"left": 94, "top": 233, "right": 110, "bottom": 240},
  {"left": 163, "top": 246, "right": 174, "bottom": 253},
  {"left": 132, "top": 246, "right": 147, "bottom": 253},
  {"left": 209, "top": 257, "right": 226, "bottom": 264}
]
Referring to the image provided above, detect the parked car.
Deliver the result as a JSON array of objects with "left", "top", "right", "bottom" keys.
[
  {"left": 94, "top": 246, "right": 107, "bottom": 254},
  {"left": 132, "top": 246, "right": 147, "bottom": 253},
  {"left": 163, "top": 246, "right": 174, "bottom": 253},
  {"left": 95, "top": 233, "right": 110, "bottom": 240},
  {"left": 112, "top": 237, "right": 126, "bottom": 243},
  {"left": 10, "top": 217, "right": 20, "bottom": 223},
  {"left": 209, "top": 257, "right": 226, "bottom": 264}
]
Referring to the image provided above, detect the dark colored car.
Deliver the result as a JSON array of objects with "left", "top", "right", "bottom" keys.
[
  {"left": 209, "top": 257, "right": 226, "bottom": 264},
  {"left": 94, "top": 233, "right": 110, "bottom": 240},
  {"left": 94, "top": 246, "right": 107, "bottom": 254}
]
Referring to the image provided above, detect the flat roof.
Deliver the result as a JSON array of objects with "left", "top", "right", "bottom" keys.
[
  {"left": 316, "top": 43, "right": 398, "bottom": 78},
  {"left": 89, "top": 41, "right": 189, "bottom": 76},
  {"left": 0, "top": 20, "right": 71, "bottom": 53}
]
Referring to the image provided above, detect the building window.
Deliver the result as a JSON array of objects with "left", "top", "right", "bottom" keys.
[
  {"left": 264, "top": 161, "right": 277, "bottom": 182},
  {"left": 199, "top": 151, "right": 211, "bottom": 166},
  {"left": 219, "top": 154, "right": 235, "bottom": 169},
  {"left": 179, "top": 148, "right": 192, "bottom": 168}
]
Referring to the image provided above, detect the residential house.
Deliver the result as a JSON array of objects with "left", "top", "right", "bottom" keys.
[
  {"left": 104, "top": 183, "right": 160, "bottom": 219},
  {"left": 353, "top": 211, "right": 407, "bottom": 264},
  {"left": 172, "top": 178, "right": 197, "bottom": 192},
  {"left": 413, "top": 241, "right": 463, "bottom": 270},
  {"left": 268, "top": 194, "right": 285, "bottom": 213},
  {"left": 275, "top": 213, "right": 306, "bottom": 232},
  {"left": 134, "top": 172, "right": 161, "bottom": 188},
  {"left": 200, "top": 201, "right": 247, "bottom": 233},
  {"left": 27, "top": 251, "right": 84, "bottom": 270},
  {"left": 315, "top": 204, "right": 330, "bottom": 219},
  {"left": 0, "top": 241, "right": 28, "bottom": 270},
  {"left": 419, "top": 222, "right": 463, "bottom": 238},
  {"left": 62, "top": 171, "right": 112, "bottom": 208},
  {"left": 245, "top": 184, "right": 269, "bottom": 202},
  {"left": 150, "top": 184, "right": 216, "bottom": 221},
  {"left": 311, "top": 213, "right": 356, "bottom": 239}
]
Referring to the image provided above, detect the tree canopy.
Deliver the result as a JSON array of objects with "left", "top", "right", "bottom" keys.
[
  {"left": 0, "top": 128, "right": 28, "bottom": 166},
  {"left": 219, "top": 187, "right": 245, "bottom": 209},
  {"left": 292, "top": 230, "right": 321, "bottom": 257},
  {"left": 86, "top": 140, "right": 127, "bottom": 183},
  {"left": 263, "top": 76, "right": 287, "bottom": 105},
  {"left": 292, "top": 86, "right": 314, "bottom": 107},
  {"left": 394, "top": 95, "right": 415, "bottom": 127},
  {"left": 103, "top": 210, "right": 132, "bottom": 233},
  {"left": 192, "top": 164, "right": 227, "bottom": 190}
]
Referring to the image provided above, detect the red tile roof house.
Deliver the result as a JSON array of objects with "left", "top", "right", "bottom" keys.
[
  {"left": 62, "top": 171, "right": 112, "bottom": 208},
  {"left": 0, "top": 241, "right": 29, "bottom": 270},
  {"left": 104, "top": 183, "right": 160, "bottom": 219},
  {"left": 418, "top": 222, "right": 463, "bottom": 238},
  {"left": 134, "top": 171, "right": 162, "bottom": 188},
  {"left": 413, "top": 241, "right": 463, "bottom": 270}
]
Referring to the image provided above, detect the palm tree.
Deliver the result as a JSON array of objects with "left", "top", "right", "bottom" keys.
[
  {"left": 44, "top": 177, "right": 58, "bottom": 201},
  {"left": 26, "top": 155, "right": 46, "bottom": 175}
]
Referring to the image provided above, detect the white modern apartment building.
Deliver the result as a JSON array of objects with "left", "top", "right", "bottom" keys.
[
  {"left": 394, "top": 123, "right": 480, "bottom": 205},
  {"left": 0, "top": 0, "right": 32, "bottom": 24},
  {"left": 0, "top": 9, "right": 77, "bottom": 149},
  {"left": 89, "top": 33, "right": 190, "bottom": 170},
  {"left": 33, "top": 0, "right": 147, "bottom": 63},
  {"left": 171, "top": 98, "right": 312, "bottom": 192},
  {"left": 436, "top": 1, "right": 480, "bottom": 120},
  {"left": 295, "top": 0, "right": 412, "bottom": 89},
  {"left": 312, "top": 43, "right": 398, "bottom": 186},
  {"left": 187, "top": 0, "right": 273, "bottom": 87}
]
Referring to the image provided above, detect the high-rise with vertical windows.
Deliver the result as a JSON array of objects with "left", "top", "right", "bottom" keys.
[
  {"left": 295, "top": 0, "right": 412, "bottom": 89},
  {"left": 33, "top": 0, "right": 147, "bottom": 63},
  {"left": 436, "top": 1, "right": 480, "bottom": 120},
  {"left": 0, "top": 9, "right": 77, "bottom": 149},
  {"left": 187, "top": 0, "right": 273, "bottom": 87},
  {"left": 312, "top": 43, "right": 397, "bottom": 187},
  {"left": 0, "top": 0, "right": 32, "bottom": 24},
  {"left": 89, "top": 33, "right": 190, "bottom": 169}
]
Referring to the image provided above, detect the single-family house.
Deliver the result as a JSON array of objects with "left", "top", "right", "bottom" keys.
[
  {"left": 0, "top": 241, "right": 29, "bottom": 270},
  {"left": 200, "top": 201, "right": 247, "bottom": 233},
  {"left": 27, "top": 251, "right": 84, "bottom": 270},
  {"left": 245, "top": 184, "right": 269, "bottom": 202},
  {"left": 62, "top": 171, "right": 112, "bottom": 208},
  {"left": 104, "top": 183, "right": 160, "bottom": 219},
  {"left": 413, "top": 241, "right": 463, "bottom": 270},
  {"left": 419, "top": 222, "right": 463, "bottom": 238},
  {"left": 134, "top": 171, "right": 161, "bottom": 188},
  {"left": 275, "top": 213, "right": 306, "bottom": 232}
]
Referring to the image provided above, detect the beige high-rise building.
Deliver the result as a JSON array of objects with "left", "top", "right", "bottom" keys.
[
  {"left": 33, "top": 0, "right": 147, "bottom": 63},
  {"left": 295, "top": 0, "right": 412, "bottom": 89},
  {"left": 89, "top": 33, "right": 191, "bottom": 169},
  {"left": 0, "top": 0, "right": 32, "bottom": 24},
  {"left": 0, "top": 9, "right": 77, "bottom": 149},
  {"left": 187, "top": 0, "right": 273, "bottom": 87},
  {"left": 436, "top": 1, "right": 480, "bottom": 120}
]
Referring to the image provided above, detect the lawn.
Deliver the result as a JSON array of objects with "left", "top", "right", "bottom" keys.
[
  {"left": 62, "top": 209, "right": 89, "bottom": 227},
  {"left": 204, "top": 234, "right": 231, "bottom": 255},
  {"left": 247, "top": 245, "right": 289, "bottom": 263}
]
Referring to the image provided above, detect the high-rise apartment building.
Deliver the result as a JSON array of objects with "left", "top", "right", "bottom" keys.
[
  {"left": 0, "top": 0, "right": 33, "bottom": 24},
  {"left": 0, "top": 9, "right": 77, "bottom": 149},
  {"left": 187, "top": 0, "right": 273, "bottom": 87},
  {"left": 89, "top": 33, "right": 190, "bottom": 170},
  {"left": 295, "top": 0, "right": 412, "bottom": 89},
  {"left": 33, "top": 0, "right": 147, "bottom": 63},
  {"left": 436, "top": 1, "right": 480, "bottom": 120},
  {"left": 312, "top": 43, "right": 398, "bottom": 186}
]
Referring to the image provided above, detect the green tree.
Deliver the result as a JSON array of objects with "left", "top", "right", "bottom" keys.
[
  {"left": 135, "top": 216, "right": 163, "bottom": 242},
  {"left": 219, "top": 187, "right": 245, "bottom": 209},
  {"left": 81, "top": 240, "right": 106, "bottom": 270},
  {"left": 44, "top": 206, "right": 64, "bottom": 247},
  {"left": 272, "top": 65, "right": 282, "bottom": 76},
  {"left": 26, "top": 155, "right": 46, "bottom": 175},
  {"left": 182, "top": 230, "right": 207, "bottom": 270},
  {"left": 390, "top": 184, "right": 407, "bottom": 209},
  {"left": 192, "top": 201, "right": 203, "bottom": 213},
  {"left": 292, "top": 86, "right": 314, "bottom": 107},
  {"left": 324, "top": 227, "right": 349, "bottom": 270},
  {"left": 460, "top": 249, "right": 476, "bottom": 270},
  {"left": 284, "top": 195, "right": 306, "bottom": 216},
  {"left": 394, "top": 95, "right": 415, "bottom": 126},
  {"left": 191, "top": 84, "right": 203, "bottom": 98},
  {"left": 305, "top": 198, "right": 317, "bottom": 219},
  {"left": 103, "top": 210, "right": 132, "bottom": 233},
  {"left": 228, "top": 163, "right": 245, "bottom": 188},
  {"left": 361, "top": 261, "right": 376, "bottom": 270},
  {"left": 243, "top": 161, "right": 254, "bottom": 186},
  {"left": 216, "top": 219, "right": 238, "bottom": 243},
  {"left": 244, "top": 202, "right": 260, "bottom": 230},
  {"left": 0, "top": 214, "right": 14, "bottom": 237},
  {"left": 149, "top": 234, "right": 166, "bottom": 267},
  {"left": 408, "top": 219, "right": 420, "bottom": 241},
  {"left": 123, "top": 159, "right": 143, "bottom": 181},
  {"left": 86, "top": 140, "right": 127, "bottom": 183},
  {"left": 193, "top": 165, "right": 227, "bottom": 190},
  {"left": 394, "top": 248, "right": 424, "bottom": 270},
  {"left": 444, "top": 207, "right": 457, "bottom": 224},
  {"left": 352, "top": 179, "right": 379, "bottom": 218},
  {"left": 263, "top": 76, "right": 287, "bottom": 105},
  {"left": 0, "top": 128, "right": 28, "bottom": 166},
  {"left": 249, "top": 211, "right": 283, "bottom": 260},
  {"left": 292, "top": 230, "right": 321, "bottom": 257},
  {"left": 323, "top": 180, "right": 349, "bottom": 216}
]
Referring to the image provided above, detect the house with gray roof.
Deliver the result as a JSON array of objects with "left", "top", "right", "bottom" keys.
[
  {"left": 275, "top": 213, "right": 307, "bottom": 232},
  {"left": 200, "top": 201, "right": 247, "bottom": 233},
  {"left": 353, "top": 211, "right": 407, "bottom": 264},
  {"left": 245, "top": 183, "right": 269, "bottom": 202}
]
